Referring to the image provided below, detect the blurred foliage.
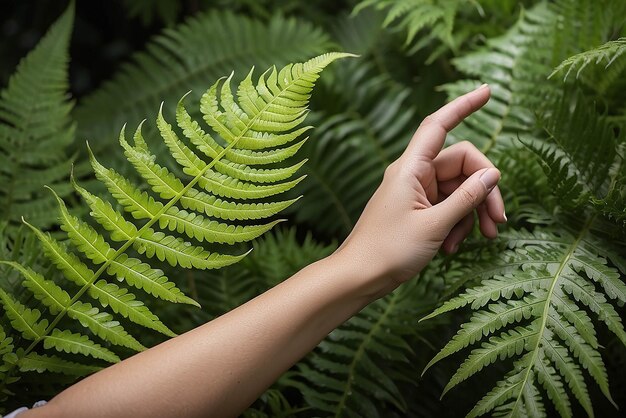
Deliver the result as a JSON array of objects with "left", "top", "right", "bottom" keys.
[{"left": 0, "top": 0, "right": 625, "bottom": 416}]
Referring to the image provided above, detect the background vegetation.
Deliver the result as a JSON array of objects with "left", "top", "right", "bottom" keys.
[{"left": 0, "top": 0, "right": 624, "bottom": 416}]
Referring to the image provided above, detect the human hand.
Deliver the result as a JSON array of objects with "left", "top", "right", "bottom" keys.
[{"left": 333, "top": 84, "right": 506, "bottom": 297}]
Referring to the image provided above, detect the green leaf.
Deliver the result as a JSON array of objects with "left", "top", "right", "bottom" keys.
[
  {"left": 43, "top": 329, "right": 120, "bottom": 363},
  {"left": 0, "top": 2, "right": 75, "bottom": 233},
  {"left": 18, "top": 351, "right": 101, "bottom": 376}
]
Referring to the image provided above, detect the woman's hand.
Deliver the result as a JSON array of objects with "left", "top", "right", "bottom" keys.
[{"left": 334, "top": 84, "right": 506, "bottom": 296}]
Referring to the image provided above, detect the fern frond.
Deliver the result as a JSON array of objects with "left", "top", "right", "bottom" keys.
[
  {"left": 423, "top": 220, "right": 624, "bottom": 417},
  {"left": 440, "top": 2, "right": 556, "bottom": 155},
  {"left": 549, "top": 38, "right": 626, "bottom": 91},
  {"left": 42, "top": 329, "right": 120, "bottom": 363},
  {"left": 0, "top": 3, "right": 75, "bottom": 233},
  {"left": 17, "top": 351, "right": 101, "bottom": 376},
  {"left": 353, "top": 0, "right": 480, "bottom": 52},
  {"left": 522, "top": 90, "right": 623, "bottom": 216},
  {"left": 74, "top": 11, "right": 332, "bottom": 157},
  {"left": 0, "top": 53, "right": 350, "bottom": 401}
]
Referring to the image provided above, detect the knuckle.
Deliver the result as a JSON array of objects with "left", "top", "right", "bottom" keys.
[
  {"left": 458, "top": 186, "right": 480, "bottom": 207},
  {"left": 459, "top": 140, "right": 476, "bottom": 151},
  {"left": 383, "top": 161, "right": 399, "bottom": 179},
  {"left": 420, "top": 115, "right": 437, "bottom": 127}
]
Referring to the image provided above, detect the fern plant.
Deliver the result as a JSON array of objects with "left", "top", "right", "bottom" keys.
[
  {"left": 0, "top": 5, "right": 77, "bottom": 235},
  {"left": 421, "top": 25, "right": 626, "bottom": 418},
  {"left": 352, "top": 0, "right": 527, "bottom": 62},
  {"left": 74, "top": 10, "right": 333, "bottom": 158},
  {"left": 550, "top": 38, "right": 626, "bottom": 96},
  {"left": 353, "top": 0, "right": 479, "bottom": 51},
  {"left": 0, "top": 50, "right": 352, "bottom": 407}
]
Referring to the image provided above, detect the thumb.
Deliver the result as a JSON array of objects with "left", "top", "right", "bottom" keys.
[{"left": 434, "top": 168, "right": 500, "bottom": 227}]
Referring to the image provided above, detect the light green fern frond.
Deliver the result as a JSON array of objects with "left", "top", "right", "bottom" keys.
[
  {"left": 0, "top": 52, "right": 352, "bottom": 402},
  {"left": 0, "top": 4, "right": 75, "bottom": 233}
]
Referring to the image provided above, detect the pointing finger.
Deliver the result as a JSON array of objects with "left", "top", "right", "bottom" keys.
[{"left": 404, "top": 84, "right": 491, "bottom": 160}]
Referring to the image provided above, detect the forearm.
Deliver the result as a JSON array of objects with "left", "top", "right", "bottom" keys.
[{"left": 30, "top": 253, "right": 379, "bottom": 418}]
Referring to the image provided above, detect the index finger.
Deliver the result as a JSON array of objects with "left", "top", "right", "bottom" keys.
[{"left": 404, "top": 84, "right": 491, "bottom": 160}]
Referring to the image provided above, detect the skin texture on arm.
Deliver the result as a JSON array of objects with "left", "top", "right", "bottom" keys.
[{"left": 24, "top": 84, "right": 505, "bottom": 418}]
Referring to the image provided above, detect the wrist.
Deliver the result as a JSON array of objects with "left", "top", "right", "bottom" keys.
[{"left": 322, "top": 248, "right": 398, "bottom": 303}]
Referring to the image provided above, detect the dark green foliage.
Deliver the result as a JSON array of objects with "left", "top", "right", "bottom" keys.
[
  {"left": 0, "top": 5, "right": 75, "bottom": 234},
  {"left": 420, "top": 2, "right": 626, "bottom": 416},
  {"left": 74, "top": 10, "right": 333, "bottom": 158},
  {"left": 1, "top": 0, "right": 625, "bottom": 416}
]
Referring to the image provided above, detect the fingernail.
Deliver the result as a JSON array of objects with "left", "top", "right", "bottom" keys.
[
  {"left": 451, "top": 244, "right": 459, "bottom": 254},
  {"left": 503, "top": 210, "right": 507, "bottom": 222},
  {"left": 477, "top": 83, "right": 489, "bottom": 90},
  {"left": 479, "top": 168, "right": 500, "bottom": 191}
]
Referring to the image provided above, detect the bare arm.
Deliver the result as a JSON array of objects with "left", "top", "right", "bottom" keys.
[{"left": 26, "top": 84, "right": 505, "bottom": 418}]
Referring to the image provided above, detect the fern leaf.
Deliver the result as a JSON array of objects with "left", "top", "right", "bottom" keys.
[
  {"left": 43, "top": 329, "right": 120, "bottom": 363},
  {"left": 87, "top": 142, "right": 281, "bottom": 244},
  {"left": 523, "top": 90, "right": 621, "bottom": 213},
  {"left": 421, "top": 270, "right": 552, "bottom": 321},
  {"left": 535, "top": 355, "right": 572, "bottom": 418},
  {"left": 291, "top": 59, "right": 417, "bottom": 236},
  {"left": 353, "top": 0, "right": 479, "bottom": 51},
  {"left": 14, "top": 227, "right": 175, "bottom": 336},
  {"left": 18, "top": 351, "right": 101, "bottom": 376},
  {"left": 542, "top": 327, "right": 594, "bottom": 416},
  {"left": 67, "top": 301, "right": 145, "bottom": 351},
  {"left": 561, "top": 273, "right": 626, "bottom": 345},
  {"left": 0, "top": 289, "right": 48, "bottom": 340},
  {"left": 547, "top": 298, "right": 615, "bottom": 406},
  {"left": 424, "top": 218, "right": 625, "bottom": 416},
  {"left": 442, "top": 324, "right": 540, "bottom": 396},
  {"left": 50, "top": 188, "right": 193, "bottom": 305},
  {"left": 550, "top": 38, "right": 626, "bottom": 92},
  {"left": 423, "top": 296, "right": 544, "bottom": 374},
  {"left": 0, "top": 2, "right": 75, "bottom": 233},
  {"left": 177, "top": 95, "right": 309, "bottom": 166},
  {"left": 467, "top": 360, "right": 528, "bottom": 418}
]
